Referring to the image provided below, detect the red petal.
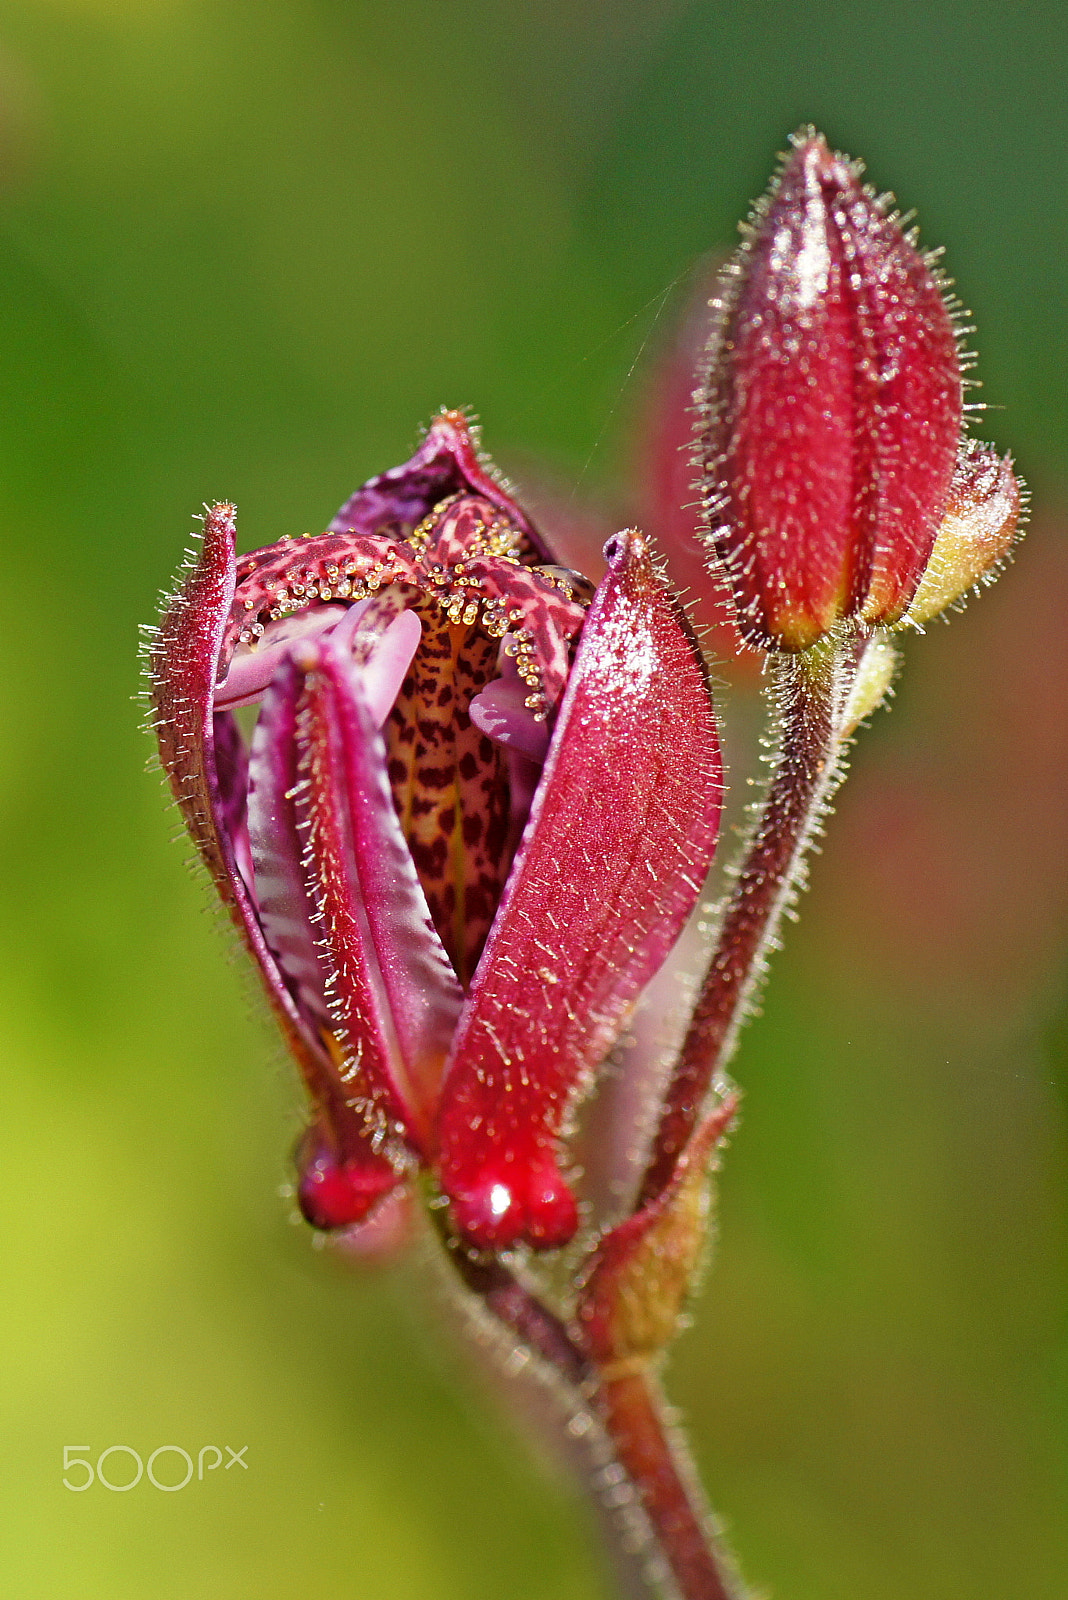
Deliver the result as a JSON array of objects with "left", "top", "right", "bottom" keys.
[
  {"left": 150, "top": 504, "right": 239, "bottom": 900},
  {"left": 150, "top": 506, "right": 323, "bottom": 1071},
  {"left": 435, "top": 531, "right": 724, "bottom": 1250},
  {"left": 285, "top": 637, "right": 464, "bottom": 1155},
  {"left": 150, "top": 506, "right": 393, "bottom": 1205},
  {"left": 244, "top": 668, "right": 406, "bottom": 1206}
]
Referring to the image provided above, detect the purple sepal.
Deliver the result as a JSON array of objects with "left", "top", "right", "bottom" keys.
[{"left": 282, "top": 636, "right": 464, "bottom": 1153}]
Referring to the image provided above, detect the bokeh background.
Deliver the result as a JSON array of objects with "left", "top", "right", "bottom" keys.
[{"left": 1, "top": 1, "right": 1065, "bottom": 1596}]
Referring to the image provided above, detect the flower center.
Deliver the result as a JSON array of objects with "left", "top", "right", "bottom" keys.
[{"left": 216, "top": 494, "right": 593, "bottom": 987}]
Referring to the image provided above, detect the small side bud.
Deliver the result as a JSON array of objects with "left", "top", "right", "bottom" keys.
[
  {"left": 698, "top": 129, "right": 962, "bottom": 652},
  {"left": 575, "top": 1098, "right": 737, "bottom": 1370},
  {"left": 901, "top": 442, "right": 1023, "bottom": 626}
]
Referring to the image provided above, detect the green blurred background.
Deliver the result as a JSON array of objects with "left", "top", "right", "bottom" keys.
[{"left": 0, "top": 1, "right": 1065, "bottom": 1596}]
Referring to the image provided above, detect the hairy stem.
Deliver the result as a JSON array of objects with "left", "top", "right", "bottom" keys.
[
  {"left": 443, "top": 1234, "right": 742, "bottom": 1600},
  {"left": 445, "top": 1238, "right": 590, "bottom": 1389},
  {"left": 641, "top": 627, "right": 869, "bottom": 1204},
  {"left": 592, "top": 1364, "right": 744, "bottom": 1600}
]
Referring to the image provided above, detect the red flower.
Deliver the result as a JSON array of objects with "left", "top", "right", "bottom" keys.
[
  {"left": 149, "top": 412, "right": 723, "bottom": 1251},
  {"left": 699, "top": 129, "right": 963, "bottom": 652}
]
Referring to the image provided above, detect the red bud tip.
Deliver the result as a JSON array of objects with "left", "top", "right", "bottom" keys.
[{"left": 446, "top": 1165, "right": 580, "bottom": 1252}]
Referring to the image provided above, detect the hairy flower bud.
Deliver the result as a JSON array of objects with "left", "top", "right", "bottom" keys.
[
  {"left": 576, "top": 1097, "right": 737, "bottom": 1369},
  {"left": 698, "top": 129, "right": 963, "bottom": 652}
]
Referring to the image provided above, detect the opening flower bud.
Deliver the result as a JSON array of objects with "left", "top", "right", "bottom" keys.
[
  {"left": 150, "top": 415, "right": 724, "bottom": 1255},
  {"left": 698, "top": 128, "right": 963, "bottom": 652}
]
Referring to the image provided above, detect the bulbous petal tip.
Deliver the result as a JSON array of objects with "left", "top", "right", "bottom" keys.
[
  {"left": 296, "top": 1125, "right": 401, "bottom": 1231},
  {"left": 698, "top": 131, "right": 962, "bottom": 651},
  {"left": 446, "top": 1164, "right": 580, "bottom": 1252}
]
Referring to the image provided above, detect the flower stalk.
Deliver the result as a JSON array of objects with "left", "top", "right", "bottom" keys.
[
  {"left": 591, "top": 1366, "right": 742, "bottom": 1600},
  {"left": 642, "top": 626, "right": 872, "bottom": 1208},
  {"left": 441, "top": 1222, "right": 743, "bottom": 1600}
]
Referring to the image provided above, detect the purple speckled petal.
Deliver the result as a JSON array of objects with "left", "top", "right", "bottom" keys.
[{"left": 329, "top": 410, "right": 553, "bottom": 562}]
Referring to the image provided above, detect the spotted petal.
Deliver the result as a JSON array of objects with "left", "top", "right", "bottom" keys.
[
  {"left": 436, "top": 530, "right": 724, "bottom": 1250},
  {"left": 329, "top": 409, "right": 552, "bottom": 563}
]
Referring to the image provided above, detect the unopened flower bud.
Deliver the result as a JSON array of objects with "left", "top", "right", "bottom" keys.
[
  {"left": 902, "top": 441, "right": 1022, "bottom": 626},
  {"left": 698, "top": 129, "right": 962, "bottom": 652}
]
